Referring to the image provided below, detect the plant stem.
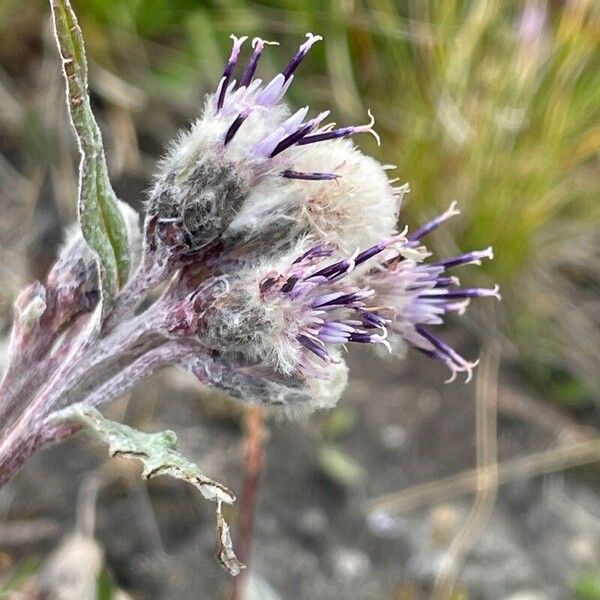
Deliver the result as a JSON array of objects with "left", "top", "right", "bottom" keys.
[
  {"left": 231, "top": 405, "right": 266, "bottom": 600},
  {"left": 0, "top": 422, "right": 80, "bottom": 487},
  {"left": 0, "top": 297, "right": 186, "bottom": 489},
  {"left": 103, "top": 257, "right": 169, "bottom": 332}
]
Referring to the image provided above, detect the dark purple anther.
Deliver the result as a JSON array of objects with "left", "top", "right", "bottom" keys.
[
  {"left": 434, "top": 276, "right": 459, "bottom": 288},
  {"left": 224, "top": 108, "right": 252, "bottom": 145},
  {"left": 407, "top": 201, "right": 460, "bottom": 242},
  {"left": 297, "top": 334, "right": 330, "bottom": 361},
  {"left": 414, "top": 326, "right": 477, "bottom": 382},
  {"left": 239, "top": 38, "right": 273, "bottom": 88},
  {"left": 281, "top": 276, "right": 299, "bottom": 293},
  {"left": 297, "top": 110, "right": 380, "bottom": 147},
  {"left": 348, "top": 332, "right": 374, "bottom": 344},
  {"left": 292, "top": 243, "right": 333, "bottom": 264},
  {"left": 282, "top": 33, "right": 322, "bottom": 81},
  {"left": 281, "top": 170, "right": 339, "bottom": 181},
  {"left": 420, "top": 285, "right": 500, "bottom": 300},
  {"left": 360, "top": 311, "right": 388, "bottom": 328},
  {"left": 270, "top": 111, "right": 329, "bottom": 157},
  {"left": 313, "top": 291, "right": 366, "bottom": 308},
  {"left": 415, "top": 326, "right": 456, "bottom": 360},
  {"left": 217, "top": 35, "right": 248, "bottom": 111},
  {"left": 297, "top": 127, "right": 355, "bottom": 145},
  {"left": 270, "top": 123, "right": 315, "bottom": 157},
  {"left": 433, "top": 247, "right": 494, "bottom": 269},
  {"left": 308, "top": 259, "right": 351, "bottom": 282},
  {"left": 354, "top": 236, "right": 401, "bottom": 267}
]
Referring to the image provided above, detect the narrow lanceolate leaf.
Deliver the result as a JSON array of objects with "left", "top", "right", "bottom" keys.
[
  {"left": 54, "top": 407, "right": 244, "bottom": 575},
  {"left": 50, "top": 0, "right": 131, "bottom": 312}
]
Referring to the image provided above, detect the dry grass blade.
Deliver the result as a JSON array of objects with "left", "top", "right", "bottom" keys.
[
  {"left": 430, "top": 343, "right": 500, "bottom": 599},
  {"left": 368, "top": 439, "right": 600, "bottom": 514}
]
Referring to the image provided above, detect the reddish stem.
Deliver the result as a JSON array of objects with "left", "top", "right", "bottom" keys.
[
  {"left": 0, "top": 423, "right": 80, "bottom": 487},
  {"left": 230, "top": 405, "right": 266, "bottom": 600}
]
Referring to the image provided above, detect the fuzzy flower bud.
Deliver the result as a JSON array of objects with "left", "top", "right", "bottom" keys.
[
  {"left": 145, "top": 33, "right": 401, "bottom": 263},
  {"left": 46, "top": 229, "right": 101, "bottom": 329}
]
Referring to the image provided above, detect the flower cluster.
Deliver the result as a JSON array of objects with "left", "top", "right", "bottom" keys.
[
  {"left": 0, "top": 15, "right": 501, "bottom": 562},
  {"left": 1, "top": 30, "right": 501, "bottom": 440},
  {"left": 144, "top": 33, "right": 500, "bottom": 410},
  {"left": 147, "top": 34, "right": 401, "bottom": 266}
]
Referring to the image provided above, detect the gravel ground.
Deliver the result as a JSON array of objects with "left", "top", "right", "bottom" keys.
[{"left": 2, "top": 343, "right": 599, "bottom": 599}]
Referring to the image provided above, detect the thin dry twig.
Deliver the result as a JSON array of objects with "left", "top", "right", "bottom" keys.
[
  {"left": 431, "top": 343, "right": 500, "bottom": 598},
  {"left": 367, "top": 437, "right": 600, "bottom": 515},
  {"left": 231, "top": 405, "right": 266, "bottom": 600}
]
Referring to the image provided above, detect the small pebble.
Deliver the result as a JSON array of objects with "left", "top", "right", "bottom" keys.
[
  {"left": 379, "top": 424, "right": 407, "bottom": 450},
  {"left": 298, "top": 507, "right": 328, "bottom": 538},
  {"left": 329, "top": 547, "right": 370, "bottom": 580}
]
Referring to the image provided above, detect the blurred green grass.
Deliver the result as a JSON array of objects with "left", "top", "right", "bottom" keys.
[{"left": 0, "top": 0, "right": 598, "bottom": 404}]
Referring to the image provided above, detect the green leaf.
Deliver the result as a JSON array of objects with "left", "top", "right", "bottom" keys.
[
  {"left": 318, "top": 443, "right": 363, "bottom": 488},
  {"left": 50, "top": 0, "right": 131, "bottom": 312},
  {"left": 69, "top": 407, "right": 234, "bottom": 504},
  {"left": 54, "top": 407, "right": 244, "bottom": 575},
  {"left": 575, "top": 571, "right": 600, "bottom": 600}
]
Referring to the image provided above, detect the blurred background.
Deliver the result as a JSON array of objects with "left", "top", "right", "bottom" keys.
[{"left": 0, "top": 0, "right": 599, "bottom": 598}]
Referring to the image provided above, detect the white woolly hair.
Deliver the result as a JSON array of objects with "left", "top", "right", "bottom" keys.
[
  {"left": 154, "top": 95, "right": 291, "bottom": 187},
  {"left": 228, "top": 137, "right": 405, "bottom": 253},
  {"left": 226, "top": 241, "right": 310, "bottom": 375},
  {"left": 290, "top": 138, "right": 404, "bottom": 251},
  {"left": 308, "top": 358, "right": 349, "bottom": 410},
  {"left": 263, "top": 356, "right": 349, "bottom": 419},
  {"left": 117, "top": 200, "right": 142, "bottom": 271}
]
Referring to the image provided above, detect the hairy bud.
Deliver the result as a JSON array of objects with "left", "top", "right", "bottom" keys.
[
  {"left": 148, "top": 156, "right": 249, "bottom": 252},
  {"left": 192, "top": 238, "right": 400, "bottom": 387},
  {"left": 143, "top": 33, "right": 402, "bottom": 267},
  {"left": 46, "top": 229, "right": 101, "bottom": 330}
]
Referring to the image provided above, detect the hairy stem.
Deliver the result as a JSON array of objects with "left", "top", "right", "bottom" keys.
[
  {"left": 0, "top": 423, "right": 81, "bottom": 487},
  {"left": 0, "top": 313, "right": 89, "bottom": 430},
  {"left": 0, "top": 295, "right": 181, "bottom": 488},
  {"left": 103, "top": 259, "right": 168, "bottom": 332},
  {"left": 76, "top": 341, "right": 195, "bottom": 411}
]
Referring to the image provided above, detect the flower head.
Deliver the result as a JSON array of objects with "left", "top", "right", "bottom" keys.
[
  {"left": 147, "top": 33, "right": 400, "bottom": 262},
  {"left": 144, "top": 33, "right": 501, "bottom": 407},
  {"left": 359, "top": 203, "right": 500, "bottom": 382},
  {"left": 196, "top": 237, "right": 405, "bottom": 380}
]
